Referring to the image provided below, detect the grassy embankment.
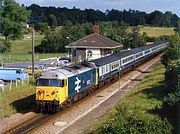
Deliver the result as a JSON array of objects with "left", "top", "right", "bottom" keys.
[
  {"left": 0, "top": 81, "right": 36, "bottom": 119},
  {"left": 140, "top": 26, "right": 175, "bottom": 37},
  {"left": 0, "top": 33, "right": 67, "bottom": 62},
  {"left": 85, "top": 64, "right": 172, "bottom": 133}
]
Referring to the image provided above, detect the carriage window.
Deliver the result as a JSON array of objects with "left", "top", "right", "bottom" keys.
[
  {"left": 136, "top": 52, "right": 143, "bottom": 58},
  {"left": 145, "top": 50, "right": 150, "bottom": 54},
  {"left": 122, "top": 56, "right": 133, "bottom": 64}
]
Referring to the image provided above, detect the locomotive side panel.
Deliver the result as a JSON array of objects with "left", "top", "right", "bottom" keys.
[{"left": 68, "top": 68, "right": 96, "bottom": 97}]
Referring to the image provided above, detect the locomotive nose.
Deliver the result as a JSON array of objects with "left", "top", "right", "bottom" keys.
[{"left": 36, "top": 87, "right": 60, "bottom": 101}]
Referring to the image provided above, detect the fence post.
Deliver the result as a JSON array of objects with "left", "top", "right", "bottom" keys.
[
  {"left": 10, "top": 80, "right": 12, "bottom": 91},
  {"left": 2, "top": 86, "right": 4, "bottom": 92},
  {"left": 22, "top": 80, "right": 24, "bottom": 86},
  {"left": 16, "top": 80, "right": 18, "bottom": 87}
]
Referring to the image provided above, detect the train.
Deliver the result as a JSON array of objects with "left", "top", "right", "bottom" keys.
[{"left": 36, "top": 41, "right": 169, "bottom": 112}]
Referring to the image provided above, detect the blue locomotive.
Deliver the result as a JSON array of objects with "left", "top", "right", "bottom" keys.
[{"left": 36, "top": 41, "right": 168, "bottom": 112}]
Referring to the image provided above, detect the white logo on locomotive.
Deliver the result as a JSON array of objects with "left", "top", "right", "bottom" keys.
[{"left": 75, "top": 77, "right": 81, "bottom": 93}]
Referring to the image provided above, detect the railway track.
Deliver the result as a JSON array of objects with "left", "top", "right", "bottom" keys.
[{"left": 2, "top": 114, "right": 49, "bottom": 134}]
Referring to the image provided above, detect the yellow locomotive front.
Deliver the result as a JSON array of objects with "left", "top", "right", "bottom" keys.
[{"left": 36, "top": 70, "right": 68, "bottom": 112}]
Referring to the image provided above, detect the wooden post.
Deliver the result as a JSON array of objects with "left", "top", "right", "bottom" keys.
[
  {"left": 1, "top": 86, "right": 4, "bottom": 92},
  {"left": 10, "top": 80, "right": 12, "bottom": 91},
  {"left": 16, "top": 79, "right": 17, "bottom": 87},
  {"left": 32, "top": 28, "right": 35, "bottom": 82}
]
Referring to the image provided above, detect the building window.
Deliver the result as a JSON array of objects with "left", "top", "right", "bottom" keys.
[{"left": 87, "top": 50, "right": 93, "bottom": 58}]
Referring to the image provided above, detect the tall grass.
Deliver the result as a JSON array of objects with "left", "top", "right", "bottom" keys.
[{"left": 0, "top": 81, "right": 35, "bottom": 119}]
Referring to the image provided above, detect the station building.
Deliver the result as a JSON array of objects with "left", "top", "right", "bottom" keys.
[{"left": 65, "top": 25, "right": 122, "bottom": 62}]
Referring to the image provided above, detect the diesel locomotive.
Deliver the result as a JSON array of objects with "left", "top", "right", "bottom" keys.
[{"left": 36, "top": 41, "right": 168, "bottom": 112}]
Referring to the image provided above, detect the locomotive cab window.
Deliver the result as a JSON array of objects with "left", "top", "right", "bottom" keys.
[{"left": 37, "top": 79, "right": 65, "bottom": 87}]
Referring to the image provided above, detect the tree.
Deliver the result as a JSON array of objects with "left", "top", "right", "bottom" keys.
[
  {"left": 39, "top": 22, "right": 50, "bottom": 35},
  {"left": 123, "top": 27, "right": 145, "bottom": 49},
  {"left": 175, "top": 21, "right": 180, "bottom": 34},
  {"left": 0, "top": 0, "right": 30, "bottom": 52},
  {"left": 0, "top": 0, "right": 30, "bottom": 39},
  {"left": 49, "top": 14, "right": 57, "bottom": 30}
]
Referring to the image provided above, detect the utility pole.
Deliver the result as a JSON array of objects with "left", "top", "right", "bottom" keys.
[{"left": 32, "top": 28, "right": 35, "bottom": 82}]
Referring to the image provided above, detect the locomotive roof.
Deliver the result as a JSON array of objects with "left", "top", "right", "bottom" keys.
[{"left": 39, "top": 62, "right": 95, "bottom": 79}]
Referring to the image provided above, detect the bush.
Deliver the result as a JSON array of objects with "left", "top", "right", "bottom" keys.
[
  {"left": 0, "top": 40, "right": 11, "bottom": 53},
  {"left": 96, "top": 106, "right": 172, "bottom": 134}
]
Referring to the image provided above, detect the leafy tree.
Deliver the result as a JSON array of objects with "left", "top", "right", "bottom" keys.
[
  {"left": 175, "top": 20, "right": 180, "bottom": 34},
  {"left": 0, "top": 0, "right": 30, "bottom": 40},
  {"left": 0, "top": 0, "right": 30, "bottom": 52},
  {"left": 39, "top": 22, "right": 50, "bottom": 35},
  {"left": 49, "top": 14, "right": 57, "bottom": 30},
  {"left": 27, "top": 5, "right": 180, "bottom": 27},
  {"left": 123, "top": 27, "right": 145, "bottom": 49}
]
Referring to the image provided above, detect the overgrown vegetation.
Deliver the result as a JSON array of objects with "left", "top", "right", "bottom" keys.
[
  {"left": 85, "top": 65, "right": 173, "bottom": 134},
  {"left": 0, "top": 81, "right": 35, "bottom": 119},
  {"left": 161, "top": 35, "right": 180, "bottom": 134}
]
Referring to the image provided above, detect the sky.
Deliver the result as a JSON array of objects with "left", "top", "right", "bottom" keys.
[{"left": 15, "top": 0, "right": 180, "bottom": 16}]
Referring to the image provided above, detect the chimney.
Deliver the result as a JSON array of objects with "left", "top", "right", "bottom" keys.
[{"left": 93, "top": 25, "right": 99, "bottom": 34}]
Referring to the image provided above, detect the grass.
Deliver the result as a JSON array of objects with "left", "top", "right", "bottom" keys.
[
  {"left": 140, "top": 26, "right": 175, "bottom": 37},
  {"left": 85, "top": 64, "right": 172, "bottom": 133},
  {"left": 0, "top": 53, "right": 67, "bottom": 62},
  {"left": 0, "top": 81, "right": 36, "bottom": 119},
  {"left": 10, "top": 34, "right": 44, "bottom": 53}
]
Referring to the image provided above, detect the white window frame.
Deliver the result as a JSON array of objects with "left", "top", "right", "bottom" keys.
[
  {"left": 135, "top": 52, "right": 144, "bottom": 59},
  {"left": 121, "top": 55, "right": 134, "bottom": 66}
]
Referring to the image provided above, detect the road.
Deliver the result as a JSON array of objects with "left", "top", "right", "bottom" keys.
[{"left": 3, "top": 61, "right": 53, "bottom": 68}]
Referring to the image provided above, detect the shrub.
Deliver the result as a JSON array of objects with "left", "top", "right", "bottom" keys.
[{"left": 96, "top": 106, "right": 172, "bottom": 134}]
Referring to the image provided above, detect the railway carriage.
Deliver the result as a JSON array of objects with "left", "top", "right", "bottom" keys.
[{"left": 36, "top": 41, "right": 169, "bottom": 112}]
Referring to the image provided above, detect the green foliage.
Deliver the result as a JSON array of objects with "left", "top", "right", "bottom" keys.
[
  {"left": 38, "top": 22, "right": 50, "bottom": 35},
  {"left": 85, "top": 65, "right": 173, "bottom": 134},
  {"left": 123, "top": 27, "right": 146, "bottom": 49},
  {"left": 35, "top": 21, "right": 147, "bottom": 53},
  {"left": 161, "top": 35, "right": 180, "bottom": 134},
  {"left": 0, "top": 0, "right": 30, "bottom": 40},
  {"left": 0, "top": 39, "right": 11, "bottom": 53},
  {"left": 175, "top": 21, "right": 180, "bottom": 34},
  {"left": 0, "top": 0, "right": 30, "bottom": 53},
  {"left": 161, "top": 36, "right": 180, "bottom": 92},
  {"left": 49, "top": 14, "right": 57, "bottom": 30},
  {"left": 27, "top": 5, "right": 179, "bottom": 27},
  {"left": 163, "top": 91, "right": 180, "bottom": 107},
  {"left": 97, "top": 106, "right": 172, "bottom": 134},
  {"left": 35, "top": 22, "right": 91, "bottom": 53}
]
